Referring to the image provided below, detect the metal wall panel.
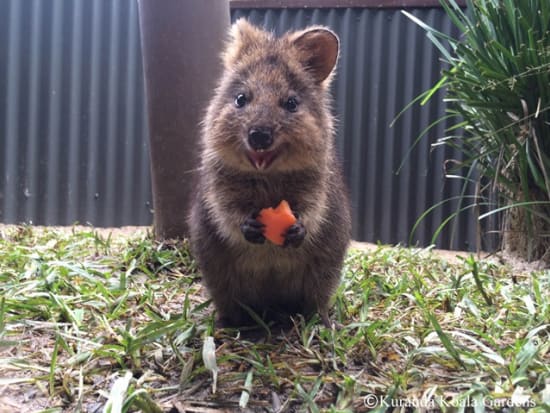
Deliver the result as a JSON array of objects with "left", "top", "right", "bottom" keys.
[
  {"left": 0, "top": 1, "right": 497, "bottom": 250},
  {"left": 0, "top": 0, "right": 152, "bottom": 227}
]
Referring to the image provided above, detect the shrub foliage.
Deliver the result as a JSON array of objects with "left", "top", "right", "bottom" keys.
[{"left": 404, "top": 0, "right": 550, "bottom": 261}]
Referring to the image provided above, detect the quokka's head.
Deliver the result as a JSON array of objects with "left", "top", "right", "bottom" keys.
[{"left": 202, "top": 19, "right": 339, "bottom": 173}]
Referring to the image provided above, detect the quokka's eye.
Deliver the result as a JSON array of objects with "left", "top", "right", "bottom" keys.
[
  {"left": 235, "top": 93, "right": 247, "bottom": 108},
  {"left": 285, "top": 97, "right": 298, "bottom": 113}
]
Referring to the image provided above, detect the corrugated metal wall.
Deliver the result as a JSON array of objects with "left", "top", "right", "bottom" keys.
[
  {"left": 0, "top": 1, "right": 497, "bottom": 250},
  {"left": 0, "top": 0, "right": 152, "bottom": 227}
]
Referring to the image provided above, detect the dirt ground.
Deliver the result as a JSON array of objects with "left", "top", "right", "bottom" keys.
[
  {"left": 1, "top": 224, "right": 543, "bottom": 272},
  {"left": 2, "top": 224, "right": 472, "bottom": 264}
]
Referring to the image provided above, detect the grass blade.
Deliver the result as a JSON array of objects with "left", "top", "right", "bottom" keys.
[
  {"left": 103, "top": 371, "right": 133, "bottom": 413},
  {"left": 239, "top": 369, "right": 254, "bottom": 409}
]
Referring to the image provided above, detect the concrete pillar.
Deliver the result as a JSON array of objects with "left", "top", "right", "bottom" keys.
[{"left": 138, "top": 0, "right": 230, "bottom": 239}]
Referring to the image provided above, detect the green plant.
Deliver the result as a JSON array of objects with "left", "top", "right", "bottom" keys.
[{"left": 401, "top": 0, "right": 550, "bottom": 261}]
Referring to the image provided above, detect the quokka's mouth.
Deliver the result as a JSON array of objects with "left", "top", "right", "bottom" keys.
[{"left": 246, "top": 148, "right": 280, "bottom": 170}]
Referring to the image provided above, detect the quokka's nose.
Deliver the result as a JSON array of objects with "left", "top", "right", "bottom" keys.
[{"left": 248, "top": 127, "right": 273, "bottom": 151}]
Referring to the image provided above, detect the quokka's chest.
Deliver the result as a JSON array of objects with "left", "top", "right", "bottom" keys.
[
  {"left": 210, "top": 169, "right": 323, "bottom": 208},
  {"left": 231, "top": 240, "right": 310, "bottom": 274}
]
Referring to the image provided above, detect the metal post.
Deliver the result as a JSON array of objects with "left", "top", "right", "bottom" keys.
[{"left": 138, "top": 0, "right": 230, "bottom": 239}]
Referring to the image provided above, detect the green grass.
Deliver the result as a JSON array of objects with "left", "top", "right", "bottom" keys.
[{"left": 0, "top": 226, "right": 548, "bottom": 412}]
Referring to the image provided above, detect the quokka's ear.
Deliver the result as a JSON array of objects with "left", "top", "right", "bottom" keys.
[
  {"left": 289, "top": 27, "right": 339, "bottom": 85},
  {"left": 223, "top": 18, "right": 268, "bottom": 68}
]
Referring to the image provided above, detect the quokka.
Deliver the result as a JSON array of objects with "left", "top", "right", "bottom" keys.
[{"left": 189, "top": 19, "right": 351, "bottom": 327}]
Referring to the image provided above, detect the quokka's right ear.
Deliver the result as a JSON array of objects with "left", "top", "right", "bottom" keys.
[{"left": 223, "top": 18, "right": 268, "bottom": 68}]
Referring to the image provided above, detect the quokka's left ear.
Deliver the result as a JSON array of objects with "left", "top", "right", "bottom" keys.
[
  {"left": 288, "top": 27, "right": 339, "bottom": 85},
  {"left": 223, "top": 18, "right": 269, "bottom": 68}
]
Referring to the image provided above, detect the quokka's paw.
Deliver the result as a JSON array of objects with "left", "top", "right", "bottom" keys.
[
  {"left": 240, "top": 214, "right": 266, "bottom": 244},
  {"left": 284, "top": 220, "right": 306, "bottom": 248}
]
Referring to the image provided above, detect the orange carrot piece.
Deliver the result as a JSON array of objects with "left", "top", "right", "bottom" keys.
[{"left": 257, "top": 200, "right": 297, "bottom": 246}]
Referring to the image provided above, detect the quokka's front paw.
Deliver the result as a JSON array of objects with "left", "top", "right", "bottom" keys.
[
  {"left": 240, "top": 214, "right": 266, "bottom": 244},
  {"left": 284, "top": 220, "right": 306, "bottom": 248}
]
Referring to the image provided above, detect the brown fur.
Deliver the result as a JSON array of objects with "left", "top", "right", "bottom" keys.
[{"left": 188, "top": 19, "right": 351, "bottom": 327}]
